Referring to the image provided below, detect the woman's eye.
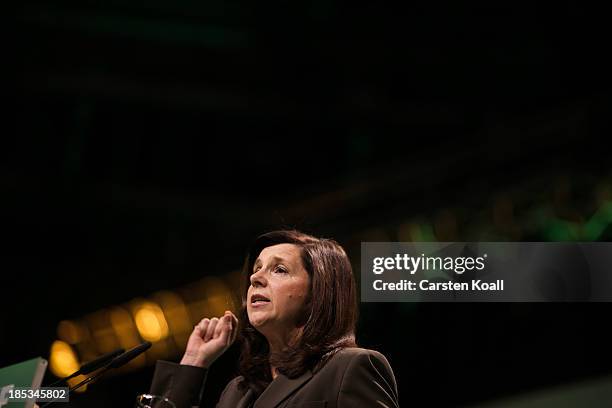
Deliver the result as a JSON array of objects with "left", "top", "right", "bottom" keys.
[{"left": 274, "top": 266, "right": 288, "bottom": 273}]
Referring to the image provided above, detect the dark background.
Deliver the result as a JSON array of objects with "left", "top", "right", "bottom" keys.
[{"left": 5, "top": 1, "right": 612, "bottom": 407}]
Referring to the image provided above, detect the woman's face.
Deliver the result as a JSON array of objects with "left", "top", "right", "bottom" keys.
[{"left": 247, "top": 243, "right": 311, "bottom": 340}]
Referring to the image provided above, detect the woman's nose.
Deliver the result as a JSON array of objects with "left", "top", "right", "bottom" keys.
[{"left": 250, "top": 269, "right": 267, "bottom": 287}]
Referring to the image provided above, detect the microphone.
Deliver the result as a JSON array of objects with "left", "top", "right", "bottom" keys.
[
  {"left": 108, "top": 341, "right": 151, "bottom": 369},
  {"left": 47, "top": 348, "right": 125, "bottom": 386},
  {"left": 69, "top": 341, "right": 152, "bottom": 390},
  {"left": 40, "top": 342, "right": 152, "bottom": 407},
  {"left": 81, "top": 348, "right": 127, "bottom": 374}
]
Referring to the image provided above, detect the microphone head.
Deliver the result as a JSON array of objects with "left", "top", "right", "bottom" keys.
[{"left": 108, "top": 341, "right": 152, "bottom": 369}]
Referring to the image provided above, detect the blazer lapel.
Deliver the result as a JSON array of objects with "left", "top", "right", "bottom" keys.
[{"left": 253, "top": 370, "right": 313, "bottom": 408}]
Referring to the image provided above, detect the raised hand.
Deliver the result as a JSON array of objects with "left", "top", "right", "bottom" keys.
[{"left": 180, "top": 310, "right": 239, "bottom": 368}]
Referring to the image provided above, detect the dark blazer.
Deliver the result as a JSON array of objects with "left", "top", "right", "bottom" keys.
[{"left": 150, "top": 347, "right": 399, "bottom": 408}]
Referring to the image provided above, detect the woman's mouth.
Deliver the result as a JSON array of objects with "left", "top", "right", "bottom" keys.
[{"left": 251, "top": 294, "right": 270, "bottom": 307}]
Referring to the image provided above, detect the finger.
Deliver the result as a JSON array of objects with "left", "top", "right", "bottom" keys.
[
  {"left": 218, "top": 315, "right": 232, "bottom": 346},
  {"left": 221, "top": 311, "right": 238, "bottom": 343},
  {"left": 222, "top": 311, "right": 236, "bottom": 328},
  {"left": 204, "top": 318, "right": 219, "bottom": 342},
  {"left": 224, "top": 310, "right": 237, "bottom": 325},
  {"left": 228, "top": 315, "right": 238, "bottom": 344},
  {"left": 197, "top": 318, "right": 210, "bottom": 338},
  {"left": 213, "top": 315, "right": 226, "bottom": 338}
]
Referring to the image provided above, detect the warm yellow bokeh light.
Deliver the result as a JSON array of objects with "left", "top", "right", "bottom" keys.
[
  {"left": 57, "top": 320, "right": 85, "bottom": 344},
  {"left": 86, "top": 309, "right": 121, "bottom": 354},
  {"left": 153, "top": 291, "right": 191, "bottom": 347},
  {"left": 133, "top": 302, "right": 169, "bottom": 342},
  {"left": 207, "top": 293, "right": 230, "bottom": 316},
  {"left": 67, "top": 374, "right": 88, "bottom": 393},
  {"left": 198, "top": 277, "right": 232, "bottom": 316},
  {"left": 49, "top": 340, "right": 80, "bottom": 378},
  {"left": 109, "top": 306, "right": 141, "bottom": 350}
]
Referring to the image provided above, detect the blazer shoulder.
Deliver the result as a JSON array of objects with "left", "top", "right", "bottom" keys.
[
  {"left": 333, "top": 347, "right": 392, "bottom": 365},
  {"left": 336, "top": 348, "right": 396, "bottom": 385},
  {"left": 320, "top": 347, "right": 395, "bottom": 376},
  {"left": 221, "top": 375, "right": 245, "bottom": 394},
  {"left": 217, "top": 375, "right": 249, "bottom": 405},
  {"left": 335, "top": 347, "right": 399, "bottom": 407}
]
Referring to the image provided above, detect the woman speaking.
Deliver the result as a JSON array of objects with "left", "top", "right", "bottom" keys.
[{"left": 149, "top": 230, "right": 399, "bottom": 407}]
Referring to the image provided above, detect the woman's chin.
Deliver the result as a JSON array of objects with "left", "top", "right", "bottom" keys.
[{"left": 247, "top": 314, "right": 269, "bottom": 329}]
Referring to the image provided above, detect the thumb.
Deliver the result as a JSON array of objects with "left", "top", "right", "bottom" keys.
[{"left": 229, "top": 316, "right": 239, "bottom": 343}]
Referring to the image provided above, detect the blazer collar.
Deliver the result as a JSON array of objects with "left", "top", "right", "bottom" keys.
[{"left": 253, "top": 369, "right": 313, "bottom": 408}]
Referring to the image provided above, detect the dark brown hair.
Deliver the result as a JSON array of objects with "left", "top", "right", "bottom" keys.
[{"left": 237, "top": 230, "right": 358, "bottom": 395}]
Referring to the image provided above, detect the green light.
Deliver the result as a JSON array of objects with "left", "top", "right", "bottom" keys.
[
  {"left": 543, "top": 219, "right": 580, "bottom": 242},
  {"left": 584, "top": 201, "right": 612, "bottom": 241}
]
